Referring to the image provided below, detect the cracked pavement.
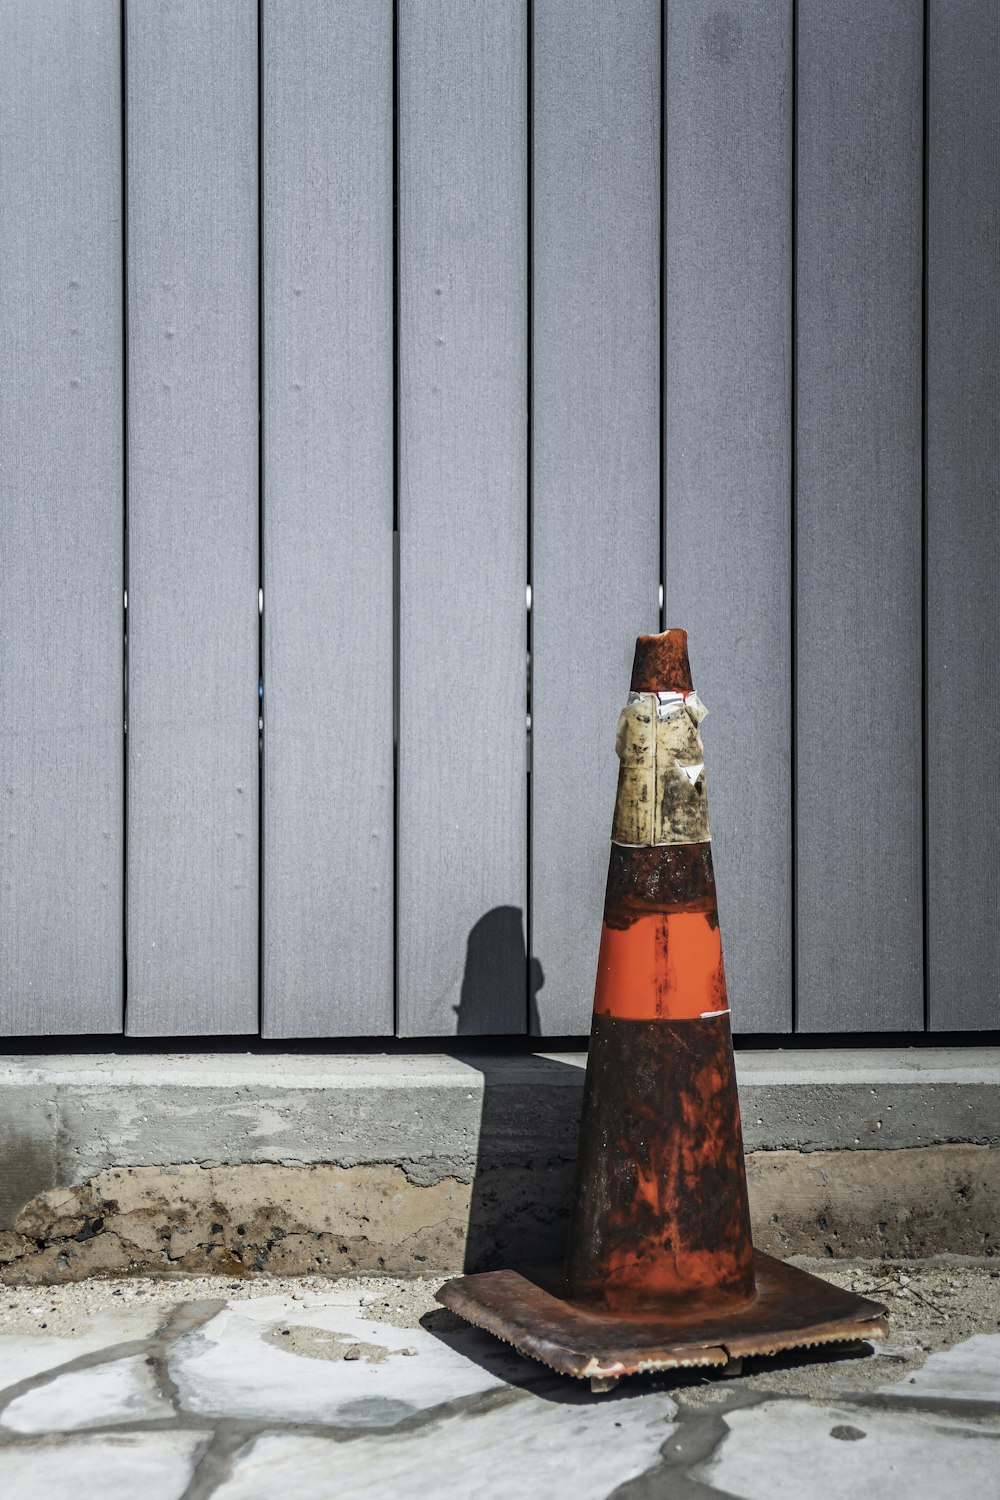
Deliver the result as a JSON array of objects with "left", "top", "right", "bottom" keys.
[{"left": 0, "top": 1259, "right": 997, "bottom": 1498}]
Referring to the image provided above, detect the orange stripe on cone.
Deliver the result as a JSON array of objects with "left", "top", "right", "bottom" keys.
[{"left": 593, "top": 909, "right": 728, "bottom": 1021}]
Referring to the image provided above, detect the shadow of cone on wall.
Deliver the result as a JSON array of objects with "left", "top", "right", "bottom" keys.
[
  {"left": 438, "top": 629, "right": 889, "bottom": 1389},
  {"left": 455, "top": 907, "right": 544, "bottom": 1038},
  {"left": 453, "top": 908, "right": 580, "bottom": 1276}
]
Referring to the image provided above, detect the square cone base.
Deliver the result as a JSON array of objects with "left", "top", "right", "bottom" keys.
[{"left": 438, "top": 1252, "right": 888, "bottom": 1386}]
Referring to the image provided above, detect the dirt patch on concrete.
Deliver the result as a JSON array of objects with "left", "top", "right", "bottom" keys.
[
  {"left": 0, "top": 1163, "right": 471, "bottom": 1285},
  {"left": 0, "top": 1159, "right": 575, "bottom": 1285},
  {"left": 263, "top": 1323, "right": 417, "bottom": 1364},
  {"left": 0, "top": 1271, "right": 444, "bottom": 1339},
  {"left": 672, "top": 1256, "right": 1000, "bottom": 1404},
  {"left": 748, "top": 1143, "right": 999, "bottom": 1260},
  {"left": 358, "top": 1279, "right": 450, "bottom": 1329}
]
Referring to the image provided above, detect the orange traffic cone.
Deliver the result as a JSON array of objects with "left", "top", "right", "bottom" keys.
[{"left": 439, "top": 630, "right": 888, "bottom": 1389}]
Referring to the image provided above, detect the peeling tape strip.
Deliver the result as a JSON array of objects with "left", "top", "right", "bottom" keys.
[{"left": 612, "top": 691, "right": 712, "bottom": 847}]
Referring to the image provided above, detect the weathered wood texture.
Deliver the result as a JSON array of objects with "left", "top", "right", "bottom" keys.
[
  {"left": 795, "top": 0, "right": 923, "bottom": 1031},
  {"left": 663, "top": 1, "right": 793, "bottom": 1034},
  {"left": 261, "top": 1, "right": 394, "bottom": 1038},
  {"left": 0, "top": 0, "right": 124, "bottom": 1034},
  {"left": 5, "top": 4, "right": 999, "bottom": 1041},
  {"left": 397, "top": 0, "right": 528, "bottom": 1035},
  {"left": 926, "top": 1, "right": 1000, "bottom": 1031},
  {"left": 125, "top": 0, "right": 259, "bottom": 1034},
  {"left": 531, "top": 0, "right": 661, "bottom": 1035}
]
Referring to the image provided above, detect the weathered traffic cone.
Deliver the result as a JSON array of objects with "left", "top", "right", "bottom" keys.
[
  {"left": 563, "top": 629, "right": 754, "bottom": 1315},
  {"left": 439, "top": 631, "right": 888, "bottom": 1388}
]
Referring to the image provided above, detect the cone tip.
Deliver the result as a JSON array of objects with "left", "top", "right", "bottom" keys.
[{"left": 630, "top": 629, "right": 693, "bottom": 693}]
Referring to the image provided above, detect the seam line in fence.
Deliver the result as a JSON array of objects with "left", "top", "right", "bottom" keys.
[
  {"left": 120, "top": 0, "right": 130, "bottom": 1037},
  {"left": 525, "top": 0, "right": 534, "bottom": 1036},
  {"left": 658, "top": 0, "right": 667, "bottom": 639},
  {"left": 921, "top": 0, "right": 930, "bottom": 1031},
  {"left": 392, "top": 0, "right": 401, "bottom": 1039},
  {"left": 256, "top": 0, "right": 265, "bottom": 1037},
  {"left": 790, "top": 0, "right": 800, "bottom": 1037}
]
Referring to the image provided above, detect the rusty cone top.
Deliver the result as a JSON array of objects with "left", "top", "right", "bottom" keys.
[
  {"left": 563, "top": 628, "right": 756, "bottom": 1313},
  {"left": 629, "top": 629, "right": 694, "bottom": 694}
]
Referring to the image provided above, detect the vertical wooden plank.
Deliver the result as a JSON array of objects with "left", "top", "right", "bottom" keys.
[
  {"left": 0, "top": 1, "right": 123, "bottom": 1035},
  {"left": 126, "top": 0, "right": 258, "bottom": 1034},
  {"left": 796, "top": 0, "right": 923, "bottom": 1031},
  {"left": 664, "top": 1, "right": 793, "bottom": 1034},
  {"left": 927, "top": 2, "right": 1000, "bottom": 1030},
  {"left": 398, "top": 0, "right": 528, "bottom": 1036},
  {"left": 531, "top": 0, "right": 661, "bottom": 1035},
  {"left": 260, "top": 2, "right": 393, "bottom": 1038}
]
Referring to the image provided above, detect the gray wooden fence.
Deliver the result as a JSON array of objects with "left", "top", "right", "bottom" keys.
[{"left": 1, "top": 0, "right": 997, "bottom": 1040}]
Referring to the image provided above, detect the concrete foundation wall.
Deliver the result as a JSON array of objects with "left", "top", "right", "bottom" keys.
[{"left": 1, "top": 1051, "right": 997, "bottom": 1284}]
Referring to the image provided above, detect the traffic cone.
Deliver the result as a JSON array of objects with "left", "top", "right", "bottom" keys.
[{"left": 438, "top": 630, "right": 888, "bottom": 1389}]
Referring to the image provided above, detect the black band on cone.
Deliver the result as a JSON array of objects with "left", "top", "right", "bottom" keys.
[
  {"left": 604, "top": 843, "right": 717, "bottom": 927},
  {"left": 565, "top": 1013, "right": 755, "bottom": 1311}
]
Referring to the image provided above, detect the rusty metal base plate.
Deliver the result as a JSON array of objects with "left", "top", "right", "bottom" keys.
[{"left": 437, "top": 1252, "right": 888, "bottom": 1385}]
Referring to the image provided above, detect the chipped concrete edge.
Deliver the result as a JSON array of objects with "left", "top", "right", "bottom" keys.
[{"left": 1, "top": 1050, "right": 998, "bottom": 1195}]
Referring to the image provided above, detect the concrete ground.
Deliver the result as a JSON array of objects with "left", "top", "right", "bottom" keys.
[{"left": 0, "top": 1259, "right": 997, "bottom": 1498}]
